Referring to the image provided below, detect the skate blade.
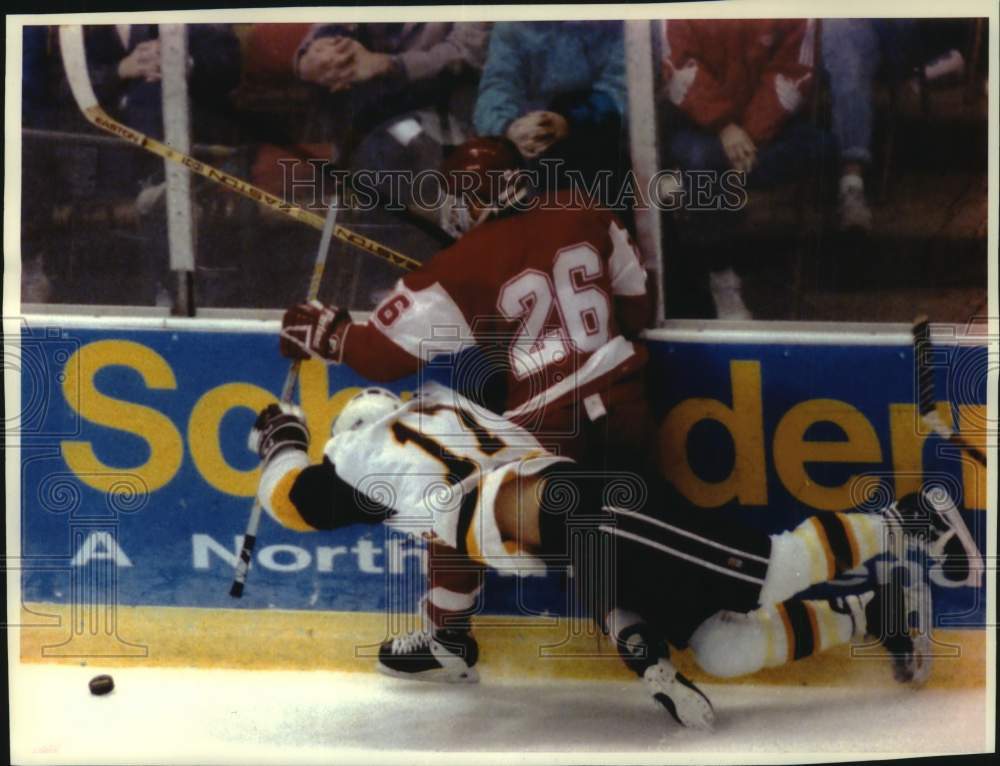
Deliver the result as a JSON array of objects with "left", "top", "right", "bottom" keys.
[
  {"left": 375, "top": 662, "right": 480, "bottom": 684},
  {"left": 909, "top": 634, "right": 933, "bottom": 687}
]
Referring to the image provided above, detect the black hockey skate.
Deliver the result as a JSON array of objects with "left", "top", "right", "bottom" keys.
[
  {"left": 834, "top": 556, "right": 933, "bottom": 685},
  {"left": 615, "top": 623, "right": 715, "bottom": 731},
  {"left": 376, "top": 629, "right": 479, "bottom": 683},
  {"left": 883, "top": 486, "right": 983, "bottom": 588},
  {"left": 871, "top": 552, "right": 933, "bottom": 685}
]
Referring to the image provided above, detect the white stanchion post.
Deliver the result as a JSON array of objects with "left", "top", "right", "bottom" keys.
[
  {"left": 160, "top": 24, "right": 195, "bottom": 315},
  {"left": 625, "top": 20, "right": 666, "bottom": 326}
]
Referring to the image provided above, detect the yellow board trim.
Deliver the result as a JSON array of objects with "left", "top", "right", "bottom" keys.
[{"left": 19, "top": 603, "right": 986, "bottom": 689}]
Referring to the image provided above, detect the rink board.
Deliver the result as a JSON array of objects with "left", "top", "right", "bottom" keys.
[{"left": 15, "top": 317, "right": 989, "bottom": 679}]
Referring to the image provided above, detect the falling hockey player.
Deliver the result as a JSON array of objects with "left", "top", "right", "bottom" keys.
[
  {"left": 248, "top": 385, "right": 983, "bottom": 731},
  {"left": 278, "top": 137, "right": 658, "bottom": 680}
]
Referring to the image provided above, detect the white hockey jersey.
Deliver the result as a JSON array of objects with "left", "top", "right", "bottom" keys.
[{"left": 259, "top": 382, "right": 567, "bottom": 571}]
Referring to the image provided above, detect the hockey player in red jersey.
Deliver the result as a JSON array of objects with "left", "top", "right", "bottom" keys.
[
  {"left": 279, "top": 137, "right": 656, "bottom": 683},
  {"left": 280, "top": 137, "right": 652, "bottom": 453}
]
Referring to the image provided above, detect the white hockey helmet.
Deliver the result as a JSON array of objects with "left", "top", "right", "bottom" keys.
[{"left": 331, "top": 387, "right": 402, "bottom": 438}]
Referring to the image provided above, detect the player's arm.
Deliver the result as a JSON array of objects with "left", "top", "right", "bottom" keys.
[
  {"left": 280, "top": 250, "right": 474, "bottom": 380},
  {"left": 607, "top": 219, "right": 655, "bottom": 336},
  {"left": 249, "top": 403, "right": 392, "bottom": 531},
  {"left": 278, "top": 300, "right": 420, "bottom": 382}
]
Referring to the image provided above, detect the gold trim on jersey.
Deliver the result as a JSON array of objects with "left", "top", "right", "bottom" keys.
[{"left": 269, "top": 468, "right": 316, "bottom": 532}]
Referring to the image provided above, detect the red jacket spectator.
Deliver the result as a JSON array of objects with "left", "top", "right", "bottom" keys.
[{"left": 662, "top": 19, "right": 815, "bottom": 144}]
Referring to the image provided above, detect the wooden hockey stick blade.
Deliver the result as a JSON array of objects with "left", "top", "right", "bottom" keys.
[{"left": 57, "top": 25, "right": 420, "bottom": 273}]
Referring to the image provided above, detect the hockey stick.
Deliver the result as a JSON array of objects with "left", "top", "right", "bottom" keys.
[
  {"left": 911, "top": 315, "right": 987, "bottom": 466},
  {"left": 229, "top": 195, "right": 341, "bottom": 598},
  {"left": 57, "top": 25, "right": 420, "bottom": 273}
]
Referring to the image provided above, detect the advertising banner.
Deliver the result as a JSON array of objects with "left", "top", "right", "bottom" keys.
[{"left": 16, "top": 319, "right": 987, "bottom": 628}]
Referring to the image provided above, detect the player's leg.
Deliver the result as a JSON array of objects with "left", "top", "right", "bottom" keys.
[
  {"left": 422, "top": 543, "right": 484, "bottom": 635},
  {"left": 758, "top": 511, "right": 886, "bottom": 605},
  {"left": 483, "top": 466, "right": 717, "bottom": 730},
  {"left": 492, "top": 465, "right": 733, "bottom": 730},
  {"left": 374, "top": 453, "right": 568, "bottom": 683},
  {"left": 495, "top": 466, "right": 974, "bottom": 625},
  {"left": 759, "top": 486, "right": 982, "bottom": 606},
  {"left": 690, "top": 552, "right": 933, "bottom": 686},
  {"left": 489, "top": 463, "right": 932, "bottom": 721},
  {"left": 606, "top": 607, "right": 716, "bottom": 731},
  {"left": 376, "top": 541, "right": 483, "bottom": 683},
  {"left": 572, "top": 483, "right": 942, "bottom": 687},
  {"left": 689, "top": 597, "right": 867, "bottom": 677}
]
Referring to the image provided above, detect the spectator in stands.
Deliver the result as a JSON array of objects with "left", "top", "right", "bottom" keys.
[
  {"left": 822, "top": 20, "right": 918, "bottom": 232},
  {"left": 295, "top": 23, "right": 491, "bottom": 218},
  {"left": 22, "top": 26, "right": 57, "bottom": 302},
  {"left": 474, "top": 20, "right": 627, "bottom": 200},
  {"left": 77, "top": 24, "right": 241, "bottom": 199},
  {"left": 23, "top": 26, "right": 55, "bottom": 129},
  {"left": 660, "top": 19, "right": 828, "bottom": 319},
  {"left": 67, "top": 24, "right": 240, "bottom": 305}
]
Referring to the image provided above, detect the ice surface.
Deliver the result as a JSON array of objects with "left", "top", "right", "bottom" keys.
[{"left": 10, "top": 663, "right": 989, "bottom": 764}]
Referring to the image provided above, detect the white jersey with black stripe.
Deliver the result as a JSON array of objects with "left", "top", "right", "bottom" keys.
[{"left": 323, "top": 382, "right": 566, "bottom": 553}]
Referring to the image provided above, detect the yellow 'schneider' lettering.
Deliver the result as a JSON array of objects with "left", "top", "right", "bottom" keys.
[
  {"left": 773, "top": 399, "right": 882, "bottom": 511},
  {"left": 188, "top": 383, "right": 276, "bottom": 496},
  {"left": 661, "top": 360, "right": 767, "bottom": 507},
  {"left": 61, "top": 340, "right": 182, "bottom": 494},
  {"left": 888, "top": 402, "right": 952, "bottom": 499}
]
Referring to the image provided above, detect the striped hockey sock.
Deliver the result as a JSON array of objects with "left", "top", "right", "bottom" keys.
[
  {"left": 760, "top": 513, "right": 884, "bottom": 605},
  {"left": 690, "top": 594, "right": 871, "bottom": 678},
  {"left": 772, "top": 596, "right": 864, "bottom": 662}
]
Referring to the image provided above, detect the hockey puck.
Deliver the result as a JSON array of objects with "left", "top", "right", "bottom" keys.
[{"left": 88, "top": 674, "right": 114, "bottom": 696}]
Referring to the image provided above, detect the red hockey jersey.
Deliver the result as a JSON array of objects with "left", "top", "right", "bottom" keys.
[{"left": 340, "top": 201, "right": 651, "bottom": 424}]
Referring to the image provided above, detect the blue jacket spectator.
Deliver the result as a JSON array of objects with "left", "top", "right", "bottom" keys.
[
  {"left": 474, "top": 20, "right": 625, "bottom": 140},
  {"left": 474, "top": 21, "right": 627, "bottom": 204}
]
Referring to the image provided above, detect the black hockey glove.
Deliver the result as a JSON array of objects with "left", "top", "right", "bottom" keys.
[{"left": 248, "top": 403, "right": 309, "bottom": 465}]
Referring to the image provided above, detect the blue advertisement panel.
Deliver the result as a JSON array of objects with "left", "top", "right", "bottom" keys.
[{"left": 17, "top": 321, "right": 987, "bottom": 628}]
